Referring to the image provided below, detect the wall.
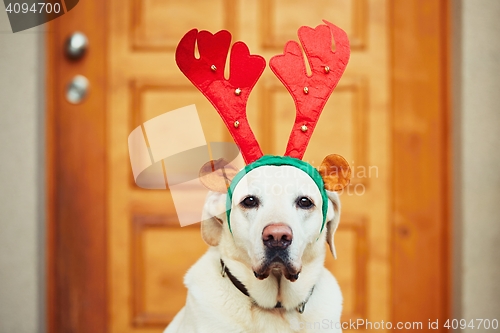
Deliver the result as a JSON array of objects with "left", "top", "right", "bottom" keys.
[
  {"left": 453, "top": 0, "right": 500, "bottom": 328},
  {"left": 0, "top": 10, "right": 45, "bottom": 333}
]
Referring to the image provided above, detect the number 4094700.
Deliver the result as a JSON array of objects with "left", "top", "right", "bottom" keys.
[
  {"left": 5, "top": 2, "right": 61, "bottom": 14},
  {"left": 444, "top": 319, "right": 499, "bottom": 330}
]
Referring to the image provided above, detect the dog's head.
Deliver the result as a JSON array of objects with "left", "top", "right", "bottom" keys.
[{"left": 200, "top": 154, "right": 350, "bottom": 282}]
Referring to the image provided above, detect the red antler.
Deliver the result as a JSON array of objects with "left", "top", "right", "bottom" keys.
[
  {"left": 176, "top": 29, "right": 266, "bottom": 164},
  {"left": 269, "top": 20, "right": 350, "bottom": 160}
]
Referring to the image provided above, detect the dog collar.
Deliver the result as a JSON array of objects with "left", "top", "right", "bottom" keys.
[
  {"left": 226, "top": 155, "right": 328, "bottom": 234},
  {"left": 220, "top": 259, "right": 314, "bottom": 313}
]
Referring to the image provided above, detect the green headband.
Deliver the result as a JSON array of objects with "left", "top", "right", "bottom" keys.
[{"left": 226, "top": 155, "right": 328, "bottom": 234}]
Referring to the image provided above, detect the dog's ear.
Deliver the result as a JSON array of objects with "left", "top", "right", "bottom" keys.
[
  {"left": 199, "top": 158, "right": 239, "bottom": 193},
  {"left": 325, "top": 190, "right": 341, "bottom": 259},
  {"left": 201, "top": 191, "right": 227, "bottom": 246},
  {"left": 318, "top": 154, "right": 351, "bottom": 191}
]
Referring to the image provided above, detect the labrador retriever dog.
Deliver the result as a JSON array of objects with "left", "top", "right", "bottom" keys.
[
  {"left": 164, "top": 155, "right": 350, "bottom": 333},
  {"left": 166, "top": 19, "right": 351, "bottom": 333}
]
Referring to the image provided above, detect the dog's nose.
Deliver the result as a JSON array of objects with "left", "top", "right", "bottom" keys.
[{"left": 262, "top": 223, "right": 293, "bottom": 250}]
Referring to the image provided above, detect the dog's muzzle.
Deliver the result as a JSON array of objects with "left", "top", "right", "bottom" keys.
[
  {"left": 262, "top": 223, "right": 292, "bottom": 250},
  {"left": 254, "top": 223, "right": 301, "bottom": 281}
]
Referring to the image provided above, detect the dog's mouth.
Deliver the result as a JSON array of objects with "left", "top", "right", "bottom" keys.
[{"left": 253, "top": 251, "right": 301, "bottom": 282}]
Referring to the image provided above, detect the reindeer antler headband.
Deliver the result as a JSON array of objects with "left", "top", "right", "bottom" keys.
[{"left": 176, "top": 20, "right": 351, "bottom": 233}]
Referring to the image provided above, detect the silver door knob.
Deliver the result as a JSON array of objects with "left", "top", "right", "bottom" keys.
[
  {"left": 65, "top": 32, "right": 88, "bottom": 59},
  {"left": 66, "top": 75, "right": 89, "bottom": 104}
]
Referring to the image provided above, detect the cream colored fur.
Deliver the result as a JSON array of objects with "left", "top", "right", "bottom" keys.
[{"left": 164, "top": 166, "right": 343, "bottom": 333}]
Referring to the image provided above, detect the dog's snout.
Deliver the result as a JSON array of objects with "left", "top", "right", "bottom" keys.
[{"left": 262, "top": 223, "right": 293, "bottom": 250}]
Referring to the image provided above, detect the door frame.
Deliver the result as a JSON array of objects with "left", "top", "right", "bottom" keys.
[
  {"left": 46, "top": 1, "right": 108, "bottom": 332},
  {"left": 390, "top": 0, "right": 451, "bottom": 326},
  {"left": 46, "top": 0, "right": 451, "bottom": 331}
]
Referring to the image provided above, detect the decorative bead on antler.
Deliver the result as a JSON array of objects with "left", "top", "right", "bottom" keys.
[
  {"left": 176, "top": 29, "right": 266, "bottom": 164},
  {"left": 269, "top": 20, "right": 350, "bottom": 160}
]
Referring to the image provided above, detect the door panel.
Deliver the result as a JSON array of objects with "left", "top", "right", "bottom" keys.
[
  {"left": 109, "top": 1, "right": 387, "bottom": 332},
  {"left": 131, "top": 0, "right": 237, "bottom": 51}
]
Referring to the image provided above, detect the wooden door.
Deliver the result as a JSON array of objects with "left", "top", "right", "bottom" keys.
[{"left": 47, "top": 0, "right": 451, "bottom": 332}]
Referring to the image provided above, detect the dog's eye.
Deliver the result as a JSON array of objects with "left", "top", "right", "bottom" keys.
[
  {"left": 240, "top": 196, "right": 259, "bottom": 208},
  {"left": 297, "top": 197, "right": 314, "bottom": 209}
]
